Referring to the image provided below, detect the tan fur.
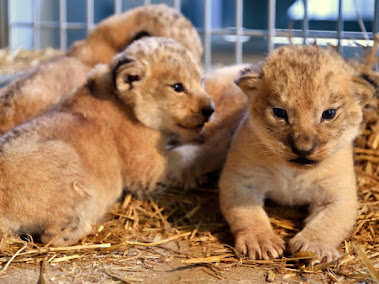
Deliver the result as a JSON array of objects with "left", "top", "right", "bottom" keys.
[
  {"left": 0, "top": 57, "right": 90, "bottom": 134},
  {"left": 202, "top": 65, "right": 248, "bottom": 139},
  {"left": 0, "top": 4, "right": 202, "bottom": 135},
  {"left": 219, "top": 45, "right": 374, "bottom": 261},
  {"left": 0, "top": 38, "right": 217, "bottom": 245},
  {"left": 171, "top": 65, "right": 249, "bottom": 184},
  {"left": 67, "top": 4, "right": 203, "bottom": 66}
]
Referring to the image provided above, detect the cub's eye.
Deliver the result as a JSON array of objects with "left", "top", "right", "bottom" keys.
[
  {"left": 172, "top": 83, "right": 185, "bottom": 93},
  {"left": 322, "top": 109, "right": 336, "bottom": 120},
  {"left": 273, "top": 108, "right": 288, "bottom": 120}
]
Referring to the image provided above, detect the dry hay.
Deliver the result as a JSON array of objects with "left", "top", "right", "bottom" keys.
[{"left": 0, "top": 43, "right": 378, "bottom": 283}]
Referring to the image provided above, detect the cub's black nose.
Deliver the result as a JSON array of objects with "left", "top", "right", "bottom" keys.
[
  {"left": 290, "top": 143, "right": 315, "bottom": 157},
  {"left": 201, "top": 105, "right": 215, "bottom": 120}
]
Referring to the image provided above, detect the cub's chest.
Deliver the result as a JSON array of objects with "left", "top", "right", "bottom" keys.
[{"left": 263, "top": 165, "right": 320, "bottom": 206}]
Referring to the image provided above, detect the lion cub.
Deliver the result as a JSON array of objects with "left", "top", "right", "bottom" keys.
[
  {"left": 0, "top": 37, "right": 218, "bottom": 245},
  {"left": 219, "top": 45, "right": 374, "bottom": 262},
  {"left": 0, "top": 4, "right": 202, "bottom": 135}
]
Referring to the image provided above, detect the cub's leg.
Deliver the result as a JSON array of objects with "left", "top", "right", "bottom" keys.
[
  {"left": 167, "top": 128, "right": 231, "bottom": 188},
  {"left": 219, "top": 164, "right": 285, "bottom": 260},
  {"left": 0, "top": 139, "right": 88, "bottom": 245},
  {"left": 40, "top": 215, "right": 94, "bottom": 246},
  {"left": 289, "top": 200, "right": 356, "bottom": 262},
  {"left": 0, "top": 217, "right": 11, "bottom": 240},
  {"left": 0, "top": 129, "right": 120, "bottom": 246},
  {"left": 289, "top": 186, "right": 357, "bottom": 262}
]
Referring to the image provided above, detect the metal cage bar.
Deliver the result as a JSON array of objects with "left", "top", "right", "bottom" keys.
[
  {"left": 10, "top": 22, "right": 86, "bottom": 29},
  {"left": 235, "top": 0, "right": 243, "bottom": 65},
  {"left": 114, "top": 0, "right": 122, "bottom": 15},
  {"left": 337, "top": 0, "right": 344, "bottom": 53},
  {"left": 86, "top": 0, "right": 94, "bottom": 32},
  {"left": 0, "top": 0, "right": 8, "bottom": 48},
  {"left": 204, "top": 0, "right": 212, "bottom": 72},
  {"left": 59, "top": 0, "right": 67, "bottom": 50},
  {"left": 174, "top": 0, "right": 181, "bottom": 11},
  {"left": 302, "top": 0, "right": 309, "bottom": 44},
  {"left": 374, "top": 0, "right": 379, "bottom": 35},
  {"left": 33, "top": 0, "right": 40, "bottom": 50},
  {"left": 267, "top": 0, "right": 276, "bottom": 54}
]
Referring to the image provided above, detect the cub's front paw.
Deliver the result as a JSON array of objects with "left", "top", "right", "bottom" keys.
[
  {"left": 290, "top": 233, "right": 340, "bottom": 263},
  {"left": 234, "top": 228, "right": 285, "bottom": 260}
]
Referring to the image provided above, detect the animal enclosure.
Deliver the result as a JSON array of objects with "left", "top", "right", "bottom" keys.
[{"left": 0, "top": 1, "right": 378, "bottom": 283}]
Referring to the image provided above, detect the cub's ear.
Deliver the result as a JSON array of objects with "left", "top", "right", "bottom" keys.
[
  {"left": 234, "top": 65, "right": 263, "bottom": 95},
  {"left": 112, "top": 56, "right": 146, "bottom": 92},
  {"left": 352, "top": 75, "right": 376, "bottom": 106}
]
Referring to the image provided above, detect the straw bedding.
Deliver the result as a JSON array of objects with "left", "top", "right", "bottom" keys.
[{"left": 0, "top": 44, "right": 378, "bottom": 283}]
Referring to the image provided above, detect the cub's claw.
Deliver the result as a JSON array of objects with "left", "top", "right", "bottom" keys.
[
  {"left": 234, "top": 228, "right": 285, "bottom": 260},
  {"left": 290, "top": 233, "right": 341, "bottom": 263}
]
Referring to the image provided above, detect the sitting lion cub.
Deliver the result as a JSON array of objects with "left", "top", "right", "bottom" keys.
[
  {"left": 219, "top": 45, "right": 374, "bottom": 262},
  {"left": 0, "top": 37, "right": 221, "bottom": 245}
]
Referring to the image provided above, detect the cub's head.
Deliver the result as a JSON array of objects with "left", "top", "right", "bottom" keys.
[
  {"left": 236, "top": 45, "right": 374, "bottom": 168},
  {"left": 110, "top": 37, "right": 214, "bottom": 143}
]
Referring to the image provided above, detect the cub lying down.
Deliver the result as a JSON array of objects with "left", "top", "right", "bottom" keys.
[
  {"left": 0, "top": 4, "right": 202, "bottom": 135},
  {"left": 67, "top": 4, "right": 203, "bottom": 66},
  {"left": 220, "top": 45, "right": 374, "bottom": 262},
  {"left": 0, "top": 57, "right": 89, "bottom": 135},
  {"left": 0, "top": 37, "right": 232, "bottom": 246}
]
